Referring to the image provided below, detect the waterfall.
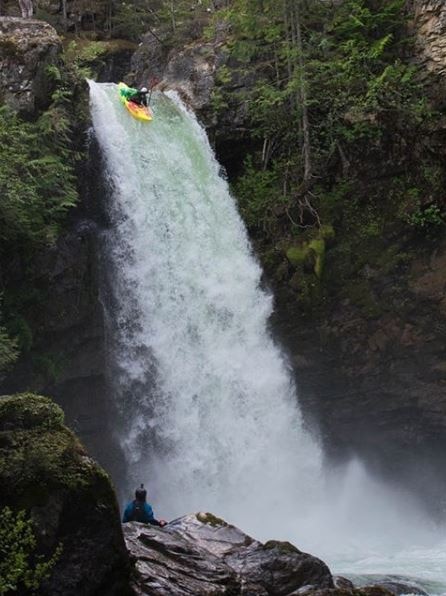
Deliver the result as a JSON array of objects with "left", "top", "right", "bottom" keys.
[
  {"left": 89, "top": 81, "right": 322, "bottom": 534},
  {"left": 89, "top": 81, "right": 446, "bottom": 593}
]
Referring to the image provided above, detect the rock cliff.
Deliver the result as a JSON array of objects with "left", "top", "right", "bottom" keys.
[
  {"left": 411, "top": 0, "right": 446, "bottom": 78},
  {"left": 0, "top": 393, "right": 131, "bottom": 595},
  {"left": 0, "top": 17, "right": 61, "bottom": 114}
]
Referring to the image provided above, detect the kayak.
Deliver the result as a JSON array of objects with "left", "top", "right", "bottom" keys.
[{"left": 118, "top": 82, "right": 153, "bottom": 123}]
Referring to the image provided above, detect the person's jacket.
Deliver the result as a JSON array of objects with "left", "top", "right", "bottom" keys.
[
  {"left": 122, "top": 500, "right": 161, "bottom": 525},
  {"left": 120, "top": 86, "right": 138, "bottom": 101},
  {"left": 121, "top": 86, "right": 148, "bottom": 107},
  {"left": 132, "top": 90, "right": 148, "bottom": 106}
]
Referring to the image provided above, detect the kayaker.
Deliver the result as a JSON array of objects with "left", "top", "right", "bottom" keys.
[
  {"left": 122, "top": 484, "right": 167, "bottom": 526},
  {"left": 129, "top": 87, "right": 149, "bottom": 107}
]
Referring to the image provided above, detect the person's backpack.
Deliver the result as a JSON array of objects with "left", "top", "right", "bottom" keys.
[{"left": 130, "top": 500, "right": 146, "bottom": 522}]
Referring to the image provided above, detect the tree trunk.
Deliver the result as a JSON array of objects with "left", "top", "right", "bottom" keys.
[
  {"left": 293, "top": 0, "right": 312, "bottom": 185},
  {"left": 170, "top": 0, "right": 176, "bottom": 32},
  {"left": 62, "top": 0, "right": 68, "bottom": 31}
]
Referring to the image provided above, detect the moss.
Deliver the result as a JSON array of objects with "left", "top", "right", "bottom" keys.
[
  {"left": 0, "top": 39, "right": 21, "bottom": 58},
  {"left": 264, "top": 540, "right": 300, "bottom": 554},
  {"left": 320, "top": 224, "right": 335, "bottom": 244},
  {"left": 196, "top": 512, "right": 228, "bottom": 527},
  {"left": 286, "top": 246, "right": 310, "bottom": 268},
  {"left": 0, "top": 394, "right": 64, "bottom": 431},
  {"left": 308, "top": 238, "right": 326, "bottom": 279},
  {"left": 0, "top": 393, "right": 114, "bottom": 510}
]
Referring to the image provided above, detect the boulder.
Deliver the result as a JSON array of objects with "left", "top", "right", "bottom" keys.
[
  {"left": 124, "top": 512, "right": 334, "bottom": 595},
  {"left": 0, "top": 393, "right": 131, "bottom": 595},
  {"left": 0, "top": 16, "right": 61, "bottom": 114}
]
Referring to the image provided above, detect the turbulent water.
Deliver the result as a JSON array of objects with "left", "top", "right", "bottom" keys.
[{"left": 89, "top": 81, "right": 446, "bottom": 594}]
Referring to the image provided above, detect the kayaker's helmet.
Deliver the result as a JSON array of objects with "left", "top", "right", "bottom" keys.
[
  {"left": 135, "top": 484, "right": 147, "bottom": 501},
  {"left": 140, "top": 87, "right": 148, "bottom": 93}
]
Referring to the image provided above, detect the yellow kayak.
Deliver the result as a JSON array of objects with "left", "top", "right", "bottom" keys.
[{"left": 118, "top": 82, "right": 153, "bottom": 123}]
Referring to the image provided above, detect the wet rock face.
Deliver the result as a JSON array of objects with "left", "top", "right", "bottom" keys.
[
  {"left": 124, "top": 512, "right": 334, "bottom": 595},
  {"left": 0, "top": 17, "right": 61, "bottom": 114},
  {"left": 0, "top": 393, "right": 131, "bottom": 595}
]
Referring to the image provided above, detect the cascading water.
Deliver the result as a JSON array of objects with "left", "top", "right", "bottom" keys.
[{"left": 89, "top": 81, "right": 446, "bottom": 594}]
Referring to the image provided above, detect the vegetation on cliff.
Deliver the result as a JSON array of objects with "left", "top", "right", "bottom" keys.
[
  {"left": 206, "top": 0, "right": 445, "bottom": 308},
  {"left": 0, "top": 35, "right": 90, "bottom": 376}
]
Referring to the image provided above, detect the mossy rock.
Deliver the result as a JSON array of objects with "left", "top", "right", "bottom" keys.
[
  {"left": 320, "top": 224, "right": 336, "bottom": 248},
  {"left": 0, "top": 38, "right": 21, "bottom": 58},
  {"left": 196, "top": 512, "right": 228, "bottom": 527},
  {"left": 264, "top": 540, "right": 300, "bottom": 554},
  {"left": 286, "top": 236, "right": 327, "bottom": 279},
  {"left": 0, "top": 393, "right": 130, "bottom": 595},
  {"left": 286, "top": 246, "right": 309, "bottom": 268},
  {"left": 308, "top": 238, "right": 326, "bottom": 279},
  {"left": 0, "top": 393, "right": 64, "bottom": 432},
  {"left": 0, "top": 393, "right": 107, "bottom": 508}
]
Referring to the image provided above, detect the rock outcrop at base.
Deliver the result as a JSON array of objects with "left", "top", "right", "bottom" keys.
[
  {"left": 124, "top": 512, "right": 334, "bottom": 595},
  {"left": 0, "top": 393, "right": 131, "bottom": 595},
  {"left": 0, "top": 17, "right": 61, "bottom": 114},
  {"left": 124, "top": 514, "right": 398, "bottom": 596}
]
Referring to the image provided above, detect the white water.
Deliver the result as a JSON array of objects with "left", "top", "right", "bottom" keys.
[{"left": 89, "top": 81, "right": 446, "bottom": 594}]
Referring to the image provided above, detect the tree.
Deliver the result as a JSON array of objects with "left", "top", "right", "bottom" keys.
[{"left": 215, "top": 0, "right": 434, "bottom": 237}]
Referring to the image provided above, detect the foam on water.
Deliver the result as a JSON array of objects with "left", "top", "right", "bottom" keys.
[{"left": 89, "top": 81, "right": 446, "bottom": 594}]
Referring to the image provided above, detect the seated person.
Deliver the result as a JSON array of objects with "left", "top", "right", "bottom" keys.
[{"left": 122, "top": 484, "right": 167, "bottom": 526}]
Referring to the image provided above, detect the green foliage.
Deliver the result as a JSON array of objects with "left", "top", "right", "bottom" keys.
[
  {"left": 407, "top": 203, "right": 445, "bottom": 229},
  {"left": 0, "top": 36, "right": 89, "bottom": 371},
  {"left": 110, "top": 0, "right": 214, "bottom": 43},
  {"left": 0, "top": 507, "right": 61, "bottom": 594},
  {"left": 213, "top": 0, "right": 444, "bottom": 288},
  {"left": 112, "top": 1, "right": 155, "bottom": 41},
  {"left": 63, "top": 40, "right": 108, "bottom": 78},
  {"left": 233, "top": 157, "right": 285, "bottom": 233},
  {"left": 0, "top": 106, "right": 77, "bottom": 247}
]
